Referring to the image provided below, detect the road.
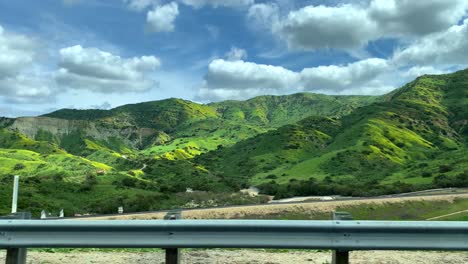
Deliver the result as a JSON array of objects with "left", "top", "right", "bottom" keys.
[{"left": 74, "top": 188, "right": 468, "bottom": 220}]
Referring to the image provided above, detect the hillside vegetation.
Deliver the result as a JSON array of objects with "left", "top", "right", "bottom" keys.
[{"left": 0, "top": 69, "right": 467, "bottom": 216}]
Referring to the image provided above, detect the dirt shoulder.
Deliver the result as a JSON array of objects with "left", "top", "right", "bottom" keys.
[
  {"left": 1, "top": 250, "right": 467, "bottom": 264},
  {"left": 84, "top": 193, "right": 468, "bottom": 220}
]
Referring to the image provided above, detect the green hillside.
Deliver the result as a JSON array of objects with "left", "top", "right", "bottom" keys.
[
  {"left": 195, "top": 70, "right": 468, "bottom": 197},
  {"left": 40, "top": 93, "right": 377, "bottom": 159},
  {"left": 0, "top": 70, "right": 467, "bottom": 216}
]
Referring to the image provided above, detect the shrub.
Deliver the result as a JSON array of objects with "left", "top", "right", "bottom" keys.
[
  {"left": 438, "top": 165, "right": 453, "bottom": 173},
  {"left": 13, "top": 163, "right": 26, "bottom": 170},
  {"left": 121, "top": 177, "right": 137, "bottom": 188},
  {"left": 421, "top": 171, "right": 432, "bottom": 178}
]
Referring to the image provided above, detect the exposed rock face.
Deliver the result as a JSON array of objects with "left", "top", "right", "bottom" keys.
[{"left": 7, "top": 116, "right": 162, "bottom": 149}]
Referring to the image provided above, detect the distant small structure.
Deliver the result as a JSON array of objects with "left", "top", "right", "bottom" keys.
[
  {"left": 240, "top": 187, "right": 259, "bottom": 197},
  {"left": 320, "top": 196, "right": 334, "bottom": 201},
  {"left": 118, "top": 206, "right": 124, "bottom": 214},
  {"left": 186, "top": 188, "right": 194, "bottom": 193},
  {"left": 41, "top": 209, "right": 64, "bottom": 219}
]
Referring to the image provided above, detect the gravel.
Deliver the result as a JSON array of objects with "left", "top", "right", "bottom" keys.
[{"left": 1, "top": 250, "right": 467, "bottom": 264}]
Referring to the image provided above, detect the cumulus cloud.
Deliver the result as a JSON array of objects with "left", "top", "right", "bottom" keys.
[
  {"left": 279, "top": 4, "right": 377, "bottom": 50},
  {"left": 225, "top": 47, "right": 247, "bottom": 61},
  {"left": 181, "top": 0, "right": 254, "bottom": 9},
  {"left": 249, "top": 0, "right": 468, "bottom": 50},
  {"left": 369, "top": 0, "right": 468, "bottom": 36},
  {"left": 0, "top": 25, "right": 56, "bottom": 103},
  {"left": 300, "top": 58, "right": 389, "bottom": 92},
  {"left": 392, "top": 19, "right": 468, "bottom": 66},
  {"left": 0, "top": 74, "right": 54, "bottom": 104},
  {"left": 203, "top": 59, "right": 299, "bottom": 91},
  {"left": 55, "top": 45, "right": 160, "bottom": 93},
  {"left": 247, "top": 3, "right": 280, "bottom": 30},
  {"left": 146, "top": 2, "right": 179, "bottom": 32},
  {"left": 401, "top": 66, "right": 450, "bottom": 80},
  {"left": 0, "top": 26, "right": 37, "bottom": 79},
  {"left": 198, "top": 58, "right": 391, "bottom": 101}
]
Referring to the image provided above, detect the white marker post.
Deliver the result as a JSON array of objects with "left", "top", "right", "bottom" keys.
[{"left": 11, "top": 175, "right": 19, "bottom": 213}]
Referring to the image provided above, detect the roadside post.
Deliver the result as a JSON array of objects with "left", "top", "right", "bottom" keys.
[
  {"left": 11, "top": 176, "right": 19, "bottom": 214},
  {"left": 332, "top": 211, "right": 353, "bottom": 264},
  {"left": 1, "top": 212, "right": 31, "bottom": 264},
  {"left": 164, "top": 210, "right": 182, "bottom": 264}
]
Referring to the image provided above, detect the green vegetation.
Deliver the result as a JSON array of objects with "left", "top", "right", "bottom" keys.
[
  {"left": 237, "top": 198, "right": 468, "bottom": 221},
  {"left": 0, "top": 69, "right": 467, "bottom": 215}
]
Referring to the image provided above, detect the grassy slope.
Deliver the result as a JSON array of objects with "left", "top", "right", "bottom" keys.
[
  {"left": 0, "top": 71, "right": 466, "bottom": 215},
  {"left": 43, "top": 94, "right": 377, "bottom": 159},
  {"left": 196, "top": 70, "right": 468, "bottom": 196},
  {"left": 237, "top": 198, "right": 468, "bottom": 221}
]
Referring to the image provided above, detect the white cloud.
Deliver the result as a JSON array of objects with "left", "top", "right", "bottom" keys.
[
  {"left": 247, "top": 3, "right": 280, "bottom": 30},
  {"left": 123, "top": 0, "right": 160, "bottom": 11},
  {"left": 0, "top": 26, "right": 37, "bottom": 79},
  {"left": 402, "top": 66, "right": 450, "bottom": 80},
  {"left": 0, "top": 25, "right": 56, "bottom": 104},
  {"left": 369, "top": 0, "right": 468, "bottom": 36},
  {"left": 0, "top": 73, "right": 55, "bottom": 104},
  {"left": 146, "top": 2, "right": 179, "bottom": 33},
  {"left": 203, "top": 59, "right": 299, "bottom": 91},
  {"left": 279, "top": 4, "right": 377, "bottom": 50},
  {"left": 392, "top": 19, "right": 468, "bottom": 66},
  {"left": 225, "top": 47, "right": 247, "bottom": 61},
  {"left": 198, "top": 58, "right": 391, "bottom": 101},
  {"left": 300, "top": 58, "right": 389, "bottom": 92},
  {"left": 249, "top": 0, "right": 468, "bottom": 50},
  {"left": 181, "top": 0, "right": 254, "bottom": 9},
  {"left": 55, "top": 45, "right": 160, "bottom": 93}
]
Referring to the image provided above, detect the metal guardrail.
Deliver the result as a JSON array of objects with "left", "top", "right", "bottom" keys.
[
  {"left": 0, "top": 220, "right": 467, "bottom": 249},
  {"left": 0, "top": 219, "right": 467, "bottom": 263}
]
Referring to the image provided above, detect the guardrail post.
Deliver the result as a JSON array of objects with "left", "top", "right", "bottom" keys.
[
  {"left": 164, "top": 210, "right": 182, "bottom": 264},
  {"left": 332, "top": 212, "right": 352, "bottom": 264},
  {"left": 3, "top": 212, "right": 31, "bottom": 264}
]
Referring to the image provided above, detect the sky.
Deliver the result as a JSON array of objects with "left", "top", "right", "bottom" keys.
[{"left": 0, "top": 0, "right": 467, "bottom": 117}]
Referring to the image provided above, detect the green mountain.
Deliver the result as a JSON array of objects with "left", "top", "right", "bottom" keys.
[
  {"left": 0, "top": 69, "right": 466, "bottom": 216},
  {"left": 0, "top": 93, "right": 376, "bottom": 215},
  {"left": 194, "top": 70, "right": 468, "bottom": 197}
]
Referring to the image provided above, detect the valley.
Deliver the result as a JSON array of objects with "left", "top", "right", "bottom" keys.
[{"left": 0, "top": 69, "right": 466, "bottom": 217}]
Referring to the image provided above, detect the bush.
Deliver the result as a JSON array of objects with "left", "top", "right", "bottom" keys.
[
  {"left": 13, "top": 163, "right": 25, "bottom": 170},
  {"left": 421, "top": 171, "right": 432, "bottom": 178},
  {"left": 121, "top": 177, "right": 137, "bottom": 188},
  {"left": 438, "top": 165, "right": 453, "bottom": 173}
]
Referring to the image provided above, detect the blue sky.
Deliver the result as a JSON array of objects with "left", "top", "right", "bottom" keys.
[{"left": 0, "top": 0, "right": 467, "bottom": 117}]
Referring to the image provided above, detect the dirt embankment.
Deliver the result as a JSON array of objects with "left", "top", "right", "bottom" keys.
[
  {"left": 2, "top": 250, "right": 467, "bottom": 264},
  {"left": 85, "top": 193, "right": 468, "bottom": 220}
]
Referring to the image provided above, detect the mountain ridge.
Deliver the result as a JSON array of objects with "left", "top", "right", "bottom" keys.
[{"left": 0, "top": 70, "right": 466, "bottom": 216}]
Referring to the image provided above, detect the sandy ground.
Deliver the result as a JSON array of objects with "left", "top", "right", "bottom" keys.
[
  {"left": 84, "top": 193, "right": 468, "bottom": 220},
  {"left": 35, "top": 194, "right": 467, "bottom": 263},
  {"left": 1, "top": 250, "right": 467, "bottom": 264}
]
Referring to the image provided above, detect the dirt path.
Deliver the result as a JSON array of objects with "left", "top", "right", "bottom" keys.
[
  {"left": 1, "top": 250, "right": 467, "bottom": 264},
  {"left": 85, "top": 193, "right": 468, "bottom": 220}
]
